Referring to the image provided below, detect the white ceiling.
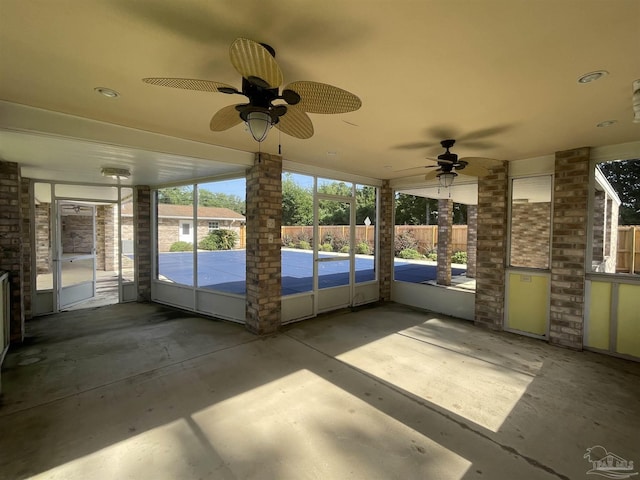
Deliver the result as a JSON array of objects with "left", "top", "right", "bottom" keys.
[{"left": 0, "top": 0, "right": 639, "bottom": 196}]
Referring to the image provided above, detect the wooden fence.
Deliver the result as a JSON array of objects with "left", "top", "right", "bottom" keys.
[
  {"left": 281, "top": 225, "right": 467, "bottom": 253},
  {"left": 617, "top": 226, "right": 640, "bottom": 274},
  {"left": 281, "top": 225, "right": 640, "bottom": 269}
]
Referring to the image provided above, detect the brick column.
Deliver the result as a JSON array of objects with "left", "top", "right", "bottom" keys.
[
  {"left": 474, "top": 162, "right": 508, "bottom": 329},
  {"left": 20, "top": 178, "right": 32, "bottom": 321},
  {"left": 466, "top": 205, "right": 477, "bottom": 278},
  {"left": 245, "top": 152, "right": 282, "bottom": 334},
  {"left": 0, "top": 161, "right": 24, "bottom": 342},
  {"left": 437, "top": 198, "right": 453, "bottom": 286},
  {"left": 549, "top": 147, "right": 590, "bottom": 349},
  {"left": 378, "top": 180, "right": 394, "bottom": 301},
  {"left": 135, "top": 186, "right": 152, "bottom": 302}
]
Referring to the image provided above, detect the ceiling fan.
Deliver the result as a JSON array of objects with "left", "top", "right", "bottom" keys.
[
  {"left": 143, "top": 37, "right": 362, "bottom": 142},
  {"left": 403, "top": 139, "right": 501, "bottom": 187}
]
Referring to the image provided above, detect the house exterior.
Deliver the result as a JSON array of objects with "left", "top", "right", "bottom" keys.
[{"left": 121, "top": 203, "right": 245, "bottom": 252}]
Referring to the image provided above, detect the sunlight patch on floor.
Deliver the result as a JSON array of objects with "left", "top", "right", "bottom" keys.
[
  {"left": 191, "top": 369, "right": 472, "bottom": 479},
  {"left": 336, "top": 332, "right": 534, "bottom": 433}
]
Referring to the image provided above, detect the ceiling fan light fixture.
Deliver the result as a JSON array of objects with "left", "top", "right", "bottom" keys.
[
  {"left": 436, "top": 171, "right": 457, "bottom": 188},
  {"left": 101, "top": 167, "right": 131, "bottom": 179},
  {"left": 246, "top": 110, "right": 273, "bottom": 142}
]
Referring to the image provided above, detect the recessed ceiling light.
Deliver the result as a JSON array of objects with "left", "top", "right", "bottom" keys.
[
  {"left": 94, "top": 87, "right": 120, "bottom": 98},
  {"left": 577, "top": 70, "right": 609, "bottom": 84},
  {"left": 596, "top": 120, "right": 617, "bottom": 128}
]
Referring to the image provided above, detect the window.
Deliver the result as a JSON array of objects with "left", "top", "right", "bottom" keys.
[
  {"left": 208, "top": 221, "right": 219, "bottom": 232},
  {"left": 590, "top": 159, "right": 639, "bottom": 275},
  {"left": 509, "top": 176, "right": 552, "bottom": 269},
  {"left": 182, "top": 223, "right": 190, "bottom": 235}
]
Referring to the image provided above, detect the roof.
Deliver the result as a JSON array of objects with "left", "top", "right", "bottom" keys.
[{"left": 122, "top": 202, "right": 245, "bottom": 221}]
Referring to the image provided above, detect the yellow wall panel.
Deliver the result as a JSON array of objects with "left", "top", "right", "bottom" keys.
[
  {"left": 506, "top": 273, "right": 548, "bottom": 336},
  {"left": 617, "top": 284, "right": 640, "bottom": 358},
  {"left": 586, "top": 282, "right": 611, "bottom": 350}
]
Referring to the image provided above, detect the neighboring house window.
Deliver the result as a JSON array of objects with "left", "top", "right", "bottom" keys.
[
  {"left": 182, "top": 223, "right": 190, "bottom": 235},
  {"left": 208, "top": 221, "right": 219, "bottom": 232}
]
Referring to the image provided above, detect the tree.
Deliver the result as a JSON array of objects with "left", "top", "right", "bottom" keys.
[
  {"left": 282, "top": 173, "right": 313, "bottom": 225},
  {"left": 599, "top": 159, "right": 640, "bottom": 225},
  {"left": 395, "top": 193, "right": 438, "bottom": 225},
  {"left": 395, "top": 193, "right": 467, "bottom": 225},
  {"left": 198, "top": 189, "right": 245, "bottom": 214},
  {"left": 157, "top": 186, "right": 245, "bottom": 214},
  {"left": 157, "top": 186, "right": 193, "bottom": 205},
  {"left": 356, "top": 185, "right": 376, "bottom": 224}
]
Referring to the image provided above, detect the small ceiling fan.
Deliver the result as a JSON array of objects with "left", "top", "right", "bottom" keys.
[
  {"left": 143, "top": 37, "right": 362, "bottom": 142},
  {"left": 400, "top": 139, "right": 501, "bottom": 187}
]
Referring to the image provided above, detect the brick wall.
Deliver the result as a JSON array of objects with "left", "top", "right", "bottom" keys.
[
  {"left": 0, "top": 161, "right": 24, "bottom": 342},
  {"left": 437, "top": 198, "right": 453, "bottom": 286},
  {"left": 378, "top": 180, "right": 393, "bottom": 301},
  {"left": 466, "top": 205, "right": 477, "bottom": 278},
  {"left": 549, "top": 147, "right": 590, "bottom": 349},
  {"left": 245, "top": 152, "right": 281, "bottom": 334},
  {"left": 135, "top": 186, "right": 151, "bottom": 301},
  {"left": 474, "top": 162, "right": 508, "bottom": 329},
  {"left": 510, "top": 202, "right": 551, "bottom": 268},
  {"left": 61, "top": 214, "right": 93, "bottom": 254},
  {"left": 155, "top": 216, "right": 240, "bottom": 252},
  {"left": 35, "top": 203, "right": 51, "bottom": 274},
  {"left": 96, "top": 205, "right": 116, "bottom": 271},
  {"left": 592, "top": 191, "right": 605, "bottom": 262}
]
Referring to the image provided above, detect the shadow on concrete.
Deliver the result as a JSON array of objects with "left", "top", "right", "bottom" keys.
[{"left": 1, "top": 302, "right": 638, "bottom": 479}]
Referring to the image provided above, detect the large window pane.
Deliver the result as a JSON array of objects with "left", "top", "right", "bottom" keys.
[
  {"left": 509, "top": 176, "right": 552, "bottom": 269},
  {"left": 592, "top": 159, "right": 639, "bottom": 275},
  {"left": 34, "top": 183, "right": 53, "bottom": 291},
  {"left": 156, "top": 185, "right": 194, "bottom": 286},
  {"left": 318, "top": 199, "right": 351, "bottom": 289},
  {"left": 355, "top": 184, "right": 376, "bottom": 283},
  {"left": 120, "top": 188, "right": 135, "bottom": 283},
  {"left": 196, "top": 179, "right": 246, "bottom": 294},
  {"left": 282, "top": 172, "right": 314, "bottom": 295}
]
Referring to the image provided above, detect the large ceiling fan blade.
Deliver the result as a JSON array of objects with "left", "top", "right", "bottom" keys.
[
  {"left": 210, "top": 104, "right": 243, "bottom": 131},
  {"left": 285, "top": 81, "right": 361, "bottom": 114},
  {"left": 229, "top": 38, "right": 283, "bottom": 88},
  {"left": 142, "top": 77, "right": 237, "bottom": 93},
  {"left": 459, "top": 157, "right": 503, "bottom": 169},
  {"left": 275, "top": 105, "right": 314, "bottom": 139},
  {"left": 454, "top": 162, "right": 491, "bottom": 178}
]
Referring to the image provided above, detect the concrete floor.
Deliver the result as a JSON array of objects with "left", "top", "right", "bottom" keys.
[{"left": 0, "top": 302, "right": 639, "bottom": 480}]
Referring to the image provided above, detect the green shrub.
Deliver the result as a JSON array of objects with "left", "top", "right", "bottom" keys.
[
  {"left": 198, "top": 229, "right": 239, "bottom": 251},
  {"left": 394, "top": 230, "right": 419, "bottom": 256},
  {"left": 298, "top": 240, "right": 311, "bottom": 250},
  {"left": 340, "top": 245, "right": 351, "bottom": 254},
  {"left": 426, "top": 252, "right": 437, "bottom": 261},
  {"left": 331, "top": 235, "right": 350, "bottom": 253},
  {"left": 398, "top": 248, "right": 423, "bottom": 259},
  {"left": 169, "top": 241, "right": 193, "bottom": 252},
  {"left": 355, "top": 242, "right": 370, "bottom": 254},
  {"left": 320, "top": 243, "right": 333, "bottom": 252},
  {"left": 451, "top": 251, "right": 468, "bottom": 264}
]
